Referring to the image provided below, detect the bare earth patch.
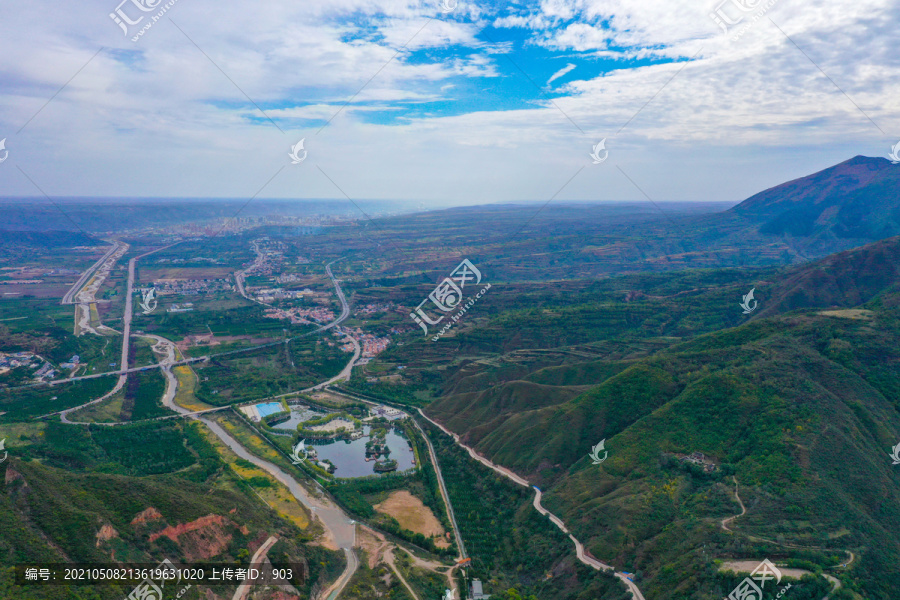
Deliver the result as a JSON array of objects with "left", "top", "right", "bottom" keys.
[
  {"left": 373, "top": 490, "right": 446, "bottom": 543},
  {"left": 818, "top": 309, "right": 874, "bottom": 320},
  {"left": 718, "top": 560, "right": 812, "bottom": 579}
]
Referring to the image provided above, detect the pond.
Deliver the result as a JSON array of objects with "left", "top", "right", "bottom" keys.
[{"left": 312, "top": 426, "right": 416, "bottom": 478}]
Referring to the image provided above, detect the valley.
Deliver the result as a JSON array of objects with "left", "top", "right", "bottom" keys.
[{"left": 2, "top": 157, "right": 900, "bottom": 600}]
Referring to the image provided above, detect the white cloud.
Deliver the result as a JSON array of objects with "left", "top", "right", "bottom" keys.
[
  {"left": 544, "top": 23, "right": 608, "bottom": 51},
  {"left": 0, "top": 0, "right": 896, "bottom": 206},
  {"left": 547, "top": 62, "right": 577, "bottom": 86}
]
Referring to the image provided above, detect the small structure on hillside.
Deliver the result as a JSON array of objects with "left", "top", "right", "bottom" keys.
[
  {"left": 470, "top": 579, "right": 490, "bottom": 600},
  {"left": 681, "top": 451, "right": 717, "bottom": 472}
]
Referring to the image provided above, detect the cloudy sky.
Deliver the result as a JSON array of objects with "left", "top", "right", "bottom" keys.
[{"left": 0, "top": 0, "right": 897, "bottom": 206}]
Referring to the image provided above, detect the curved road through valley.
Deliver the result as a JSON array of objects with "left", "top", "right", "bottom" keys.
[
  {"left": 722, "top": 478, "right": 851, "bottom": 600},
  {"left": 53, "top": 253, "right": 363, "bottom": 600},
  {"left": 314, "top": 258, "right": 350, "bottom": 333},
  {"left": 417, "top": 409, "right": 646, "bottom": 600}
]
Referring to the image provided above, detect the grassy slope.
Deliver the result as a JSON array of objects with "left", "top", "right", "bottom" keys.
[
  {"left": 0, "top": 419, "right": 344, "bottom": 599},
  {"left": 419, "top": 238, "right": 900, "bottom": 599}
]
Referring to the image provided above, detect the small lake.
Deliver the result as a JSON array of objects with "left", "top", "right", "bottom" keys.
[{"left": 313, "top": 426, "right": 416, "bottom": 478}]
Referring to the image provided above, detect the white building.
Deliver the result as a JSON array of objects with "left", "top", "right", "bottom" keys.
[{"left": 470, "top": 579, "right": 490, "bottom": 600}]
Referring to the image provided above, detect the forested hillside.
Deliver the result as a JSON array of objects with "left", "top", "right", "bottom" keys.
[{"left": 419, "top": 236, "right": 900, "bottom": 599}]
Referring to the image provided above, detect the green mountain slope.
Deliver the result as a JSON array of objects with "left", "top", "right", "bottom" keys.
[
  {"left": 731, "top": 155, "right": 900, "bottom": 240},
  {"left": 0, "top": 420, "right": 343, "bottom": 600},
  {"left": 422, "top": 237, "right": 900, "bottom": 599}
]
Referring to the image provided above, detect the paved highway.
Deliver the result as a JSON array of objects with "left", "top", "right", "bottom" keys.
[
  {"left": 61, "top": 240, "right": 124, "bottom": 305},
  {"left": 232, "top": 535, "right": 278, "bottom": 600},
  {"left": 22, "top": 256, "right": 354, "bottom": 391},
  {"left": 313, "top": 258, "right": 350, "bottom": 333},
  {"left": 304, "top": 332, "right": 359, "bottom": 392}
]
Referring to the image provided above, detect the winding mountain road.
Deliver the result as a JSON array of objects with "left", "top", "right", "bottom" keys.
[
  {"left": 232, "top": 535, "right": 278, "bottom": 600},
  {"left": 721, "top": 476, "right": 746, "bottom": 532},
  {"left": 417, "top": 410, "right": 646, "bottom": 600},
  {"left": 722, "top": 478, "right": 852, "bottom": 600}
]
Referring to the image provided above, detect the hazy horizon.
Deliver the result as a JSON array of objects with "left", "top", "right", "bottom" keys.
[{"left": 1, "top": 0, "right": 897, "bottom": 207}]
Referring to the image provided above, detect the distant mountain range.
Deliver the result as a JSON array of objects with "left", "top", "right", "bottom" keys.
[{"left": 731, "top": 155, "right": 900, "bottom": 240}]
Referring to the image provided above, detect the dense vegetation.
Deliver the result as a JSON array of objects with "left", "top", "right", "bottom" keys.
[
  {"left": 420, "top": 240, "right": 900, "bottom": 599},
  {"left": 121, "top": 369, "right": 169, "bottom": 421},
  {"left": 422, "top": 420, "right": 629, "bottom": 600},
  {"left": 0, "top": 419, "right": 344, "bottom": 600},
  {"left": 0, "top": 376, "right": 119, "bottom": 420},
  {"left": 194, "top": 337, "right": 346, "bottom": 405}
]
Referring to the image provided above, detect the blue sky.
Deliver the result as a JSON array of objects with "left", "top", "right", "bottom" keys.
[{"left": 0, "top": 0, "right": 897, "bottom": 205}]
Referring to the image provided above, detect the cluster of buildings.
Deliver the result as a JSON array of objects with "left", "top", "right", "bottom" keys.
[
  {"left": 368, "top": 405, "right": 404, "bottom": 421},
  {"left": 154, "top": 257, "right": 224, "bottom": 264},
  {"left": 0, "top": 352, "right": 66, "bottom": 381},
  {"left": 92, "top": 214, "right": 349, "bottom": 240},
  {"left": 0, "top": 266, "right": 80, "bottom": 284},
  {"left": 243, "top": 239, "right": 287, "bottom": 277},
  {"left": 275, "top": 272, "right": 312, "bottom": 284},
  {"left": 0, "top": 352, "right": 38, "bottom": 375},
  {"left": 341, "top": 327, "right": 391, "bottom": 357},
  {"left": 327, "top": 326, "right": 392, "bottom": 357},
  {"left": 252, "top": 288, "right": 312, "bottom": 303},
  {"left": 151, "top": 278, "right": 233, "bottom": 296},
  {"left": 354, "top": 302, "right": 397, "bottom": 315},
  {"left": 34, "top": 362, "right": 56, "bottom": 380},
  {"left": 263, "top": 306, "right": 335, "bottom": 325}
]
